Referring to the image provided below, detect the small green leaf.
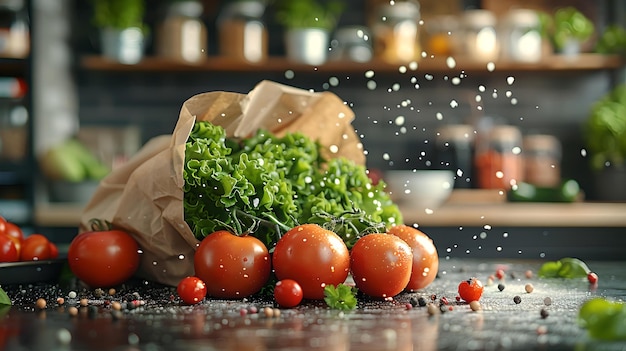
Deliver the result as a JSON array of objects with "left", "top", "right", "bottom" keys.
[
  {"left": 538, "top": 257, "right": 590, "bottom": 279},
  {"left": 324, "top": 283, "right": 358, "bottom": 310},
  {"left": 0, "top": 287, "right": 11, "bottom": 306},
  {"left": 579, "top": 298, "right": 626, "bottom": 340}
]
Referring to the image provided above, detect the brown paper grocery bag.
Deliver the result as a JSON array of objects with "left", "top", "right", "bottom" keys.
[{"left": 79, "top": 80, "right": 365, "bottom": 286}]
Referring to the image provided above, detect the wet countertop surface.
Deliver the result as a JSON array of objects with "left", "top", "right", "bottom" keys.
[{"left": 1, "top": 258, "right": 625, "bottom": 351}]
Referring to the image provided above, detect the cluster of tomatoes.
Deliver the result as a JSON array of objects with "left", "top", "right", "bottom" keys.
[
  {"left": 177, "top": 223, "right": 440, "bottom": 307},
  {"left": 0, "top": 216, "right": 59, "bottom": 263}
]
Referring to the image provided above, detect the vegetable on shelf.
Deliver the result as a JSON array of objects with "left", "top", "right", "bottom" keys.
[{"left": 507, "top": 179, "right": 580, "bottom": 202}]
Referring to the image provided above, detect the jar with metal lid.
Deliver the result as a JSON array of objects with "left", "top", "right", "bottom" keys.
[
  {"left": 461, "top": 9, "right": 499, "bottom": 62},
  {"left": 523, "top": 134, "right": 561, "bottom": 187},
  {"left": 435, "top": 124, "right": 475, "bottom": 188},
  {"left": 372, "top": 1, "right": 421, "bottom": 63},
  {"left": 157, "top": 1, "right": 207, "bottom": 63},
  {"left": 217, "top": 1, "right": 267, "bottom": 63},
  {"left": 500, "top": 9, "right": 542, "bottom": 62},
  {"left": 474, "top": 125, "right": 523, "bottom": 189}
]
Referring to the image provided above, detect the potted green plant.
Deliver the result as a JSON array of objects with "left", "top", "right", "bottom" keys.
[
  {"left": 274, "top": 0, "right": 344, "bottom": 65},
  {"left": 538, "top": 6, "right": 594, "bottom": 56},
  {"left": 584, "top": 84, "right": 626, "bottom": 201},
  {"left": 92, "top": 0, "right": 147, "bottom": 64}
]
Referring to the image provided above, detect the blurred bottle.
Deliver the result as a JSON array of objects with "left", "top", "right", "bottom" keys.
[
  {"left": 461, "top": 9, "right": 499, "bottom": 62},
  {"left": 500, "top": 9, "right": 542, "bottom": 62}
]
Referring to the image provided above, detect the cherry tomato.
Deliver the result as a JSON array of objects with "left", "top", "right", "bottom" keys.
[
  {"left": 388, "top": 224, "right": 439, "bottom": 291},
  {"left": 68, "top": 229, "right": 140, "bottom": 288},
  {"left": 0, "top": 234, "right": 19, "bottom": 262},
  {"left": 0, "top": 216, "right": 6, "bottom": 235},
  {"left": 458, "top": 277, "right": 484, "bottom": 302},
  {"left": 48, "top": 241, "right": 59, "bottom": 259},
  {"left": 20, "top": 234, "right": 51, "bottom": 261},
  {"left": 272, "top": 224, "right": 350, "bottom": 300},
  {"left": 194, "top": 230, "right": 271, "bottom": 299},
  {"left": 350, "top": 233, "right": 413, "bottom": 298},
  {"left": 587, "top": 272, "right": 599, "bottom": 285},
  {"left": 274, "top": 279, "right": 304, "bottom": 308},
  {"left": 2, "top": 221, "right": 23, "bottom": 256},
  {"left": 177, "top": 276, "right": 207, "bottom": 305}
]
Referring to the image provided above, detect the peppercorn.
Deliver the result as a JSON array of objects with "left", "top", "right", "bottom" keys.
[
  {"left": 543, "top": 297, "right": 552, "bottom": 306},
  {"left": 498, "top": 283, "right": 505, "bottom": 291},
  {"left": 540, "top": 308, "right": 549, "bottom": 319},
  {"left": 513, "top": 296, "right": 521, "bottom": 304},
  {"left": 35, "top": 298, "right": 47, "bottom": 310},
  {"left": 409, "top": 297, "right": 418, "bottom": 307},
  {"left": 525, "top": 283, "right": 534, "bottom": 293},
  {"left": 417, "top": 297, "right": 427, "bottom": 307},
  {"left": 469, "top": 300, "right": 481, "bottom": 311}
]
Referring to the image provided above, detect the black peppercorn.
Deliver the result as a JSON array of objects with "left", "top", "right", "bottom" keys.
[
  {"left": 540, "top": 308, "right": 549, "bottom": 319},
  {"left": 417, "top": 297, "right": 427, "bottom": 307},
  {"left": 513, "top": 296, "right": 521, "bottom": 304},
  {"left": 498, "top": 283, "right": 505, "bottom": 291}
]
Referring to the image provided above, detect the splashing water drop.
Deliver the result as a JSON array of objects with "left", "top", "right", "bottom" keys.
[
  {"left": 505, "top": 91, "right": 512, "bottom": 98},
  {"left": 178, "top": 254, "right": 185, "bottom": 260},
  {"left": 284, "top": 70, "right": 295, "bottom": 79},
  {"left": 446, "top": 57, "right": 456, "bottom": 69},
  {"left": 425, "top": 74, "right": 434, "bottom": 80},
  {"left": 451, "top": 77, "right": 461, "bottom": 85},
  {"left": 329, "top": 76, "right": 339, "bottom": 86},
  {"left": 478, "top": 85, "right": 486, "bottom": 92},
  {"left": 507, "top": 76, "right": 515, "bottom": 85},
  {"left": 329, "top": 145, "right": 339, "bottom": 153},
  {"left": 581, "top": 149, "right": 587, "bottom": 157},
  {"left": 409, "top": 61, "right": 418, "bottom": 70},
  {"left": 503, "top": 232, "right": 509, "bottom": 238},
  {"left": 436, "top": 112, "right": 444, "bottom": 120},
  {"left": 496, "top": 246, "right": 502, "bottom": 252},
  {"left": 510, "top": 98, "right": 518, "bottom": 105},
  {"left": 475, "top": 95, "right": 482, "bottom": 102},
  {"left": 367, "top": 80, "right": 377, "bottom": 90},
  {"left": 487, "top": 62, "right": 496, "bottom": 71},
  {"left": 392, "top": 83, "right": 400, "bottom": 91},
  {"left": 398, "top": 66, "right": 407, "bottom": 73},
  {"left": 365, "top": 70, "right": 375, "bottom": 78},
  {"left": 383, "top": 153, "right": 391, "bottom": 161},
  {"left": 449, "top": 100, "right": 458, "bottom": 108},
  {"left": 395, "top": 116, "right": 405, "bottom": 126}
]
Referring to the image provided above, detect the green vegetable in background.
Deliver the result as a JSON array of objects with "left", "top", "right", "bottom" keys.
[
  {"left": 595, "top": 25, "right": 626, "bottom": 55},
  {"left": 585, "top": 84, "right": 626, "bottom": 171},
  {"left": 538, "top": 6, "right": 594, "bottom": 52},
  {"left": 324, "top": 284, "right": 358, "bottom": 310},
  {"left": 507, "top": 179, "right": 580, "bottom": 203},
  {"left": 538, "top": 257, "right": 591, "bottom": 278},
  {"left": 183, "top": 121, "right": 403, "bottom": 249},
  {"left": 0, "top": 287, "right": 10, "bottom": 306},
  {"left": 579, "top": 298, "right": 626, "bottom": 340}
]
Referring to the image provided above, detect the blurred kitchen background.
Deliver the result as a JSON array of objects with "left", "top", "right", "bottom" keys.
[{"left": 1, "top": 0, "right": 625, "bottom": 259}]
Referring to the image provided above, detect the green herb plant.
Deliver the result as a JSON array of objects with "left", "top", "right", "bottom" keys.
[
  {"left": 0, "top": 287, "right": 11, "bottom": 306},
  {"left": 324, "top": 283, "right": 358, "bottom": 310},
  {"left": 274, "top": 0, "right": 344, "bottom": 30},
  {"left": 183, "top": 121, "right": 402, "bottom": 250},
  {"left": 92, "top": 0, "right": 146, "bottom": 30},
  {"left": 595, "top": 25, "right": 626, "bottom": 55},
  {"left": 538, "top": 7, "right": 594, "bottom": 52},
  {"left": 585, "top": 84, "right": 626, "bottom": 171}
]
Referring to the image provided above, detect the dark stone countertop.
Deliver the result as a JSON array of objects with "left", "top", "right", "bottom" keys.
[{"left": 1, "top": 258, "right": 624, "bottom": 351}]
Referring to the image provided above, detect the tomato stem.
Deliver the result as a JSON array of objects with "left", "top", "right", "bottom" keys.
[{"left": 89, "top": 218, "right": 114, "bottom": 232}]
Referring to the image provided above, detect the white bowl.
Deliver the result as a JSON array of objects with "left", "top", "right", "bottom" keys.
[{"left": 384, "top": 170, "right": 454, "bottom": 210}]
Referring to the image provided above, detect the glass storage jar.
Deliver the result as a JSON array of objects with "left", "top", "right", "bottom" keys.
[
  {"left": 474, "top": 125, "right": 523, "bottom": 190},
  {"left": 372, "top": 1, "right": 421, "bottom": 63},
  {"left": 461, "top": 9, "right": 499, "bottom": 62},
  {"left": 217, "top": 0, "right": 267, "bottom": 63},
  {"left": 500, "top": 9, "right": 542, "bottom": 62},
  {"left": 0, "top": 0, "right": 29, "bottom": 58},
  {"left": 523, "top": 134, "right": 561, "bottom": 187},
  {"left": 157, "top": 1, "right": 207, "bottom": 63},
  {"left": 435, "top": 124, "right": 475, "bottom": 188}
]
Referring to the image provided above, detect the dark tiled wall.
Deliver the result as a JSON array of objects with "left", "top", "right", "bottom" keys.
[{"left": 76, "top": 68, "right": 614, "bottom": 199}]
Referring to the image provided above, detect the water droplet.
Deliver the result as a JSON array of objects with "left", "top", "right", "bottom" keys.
[
  {"left": 367, "top": 80, "right": 377, "bottom": 90},
  {"left": 581, "top": 149, "right": 587, "bottom": 157},
  {"left": 446, "top": 57, "right": 456, "bottom": 69},
  {"left": 395, "top": 116, "right": 405, "bottom": 126},
  {"left": 329, "top": 76, "right": 339, "bottom": 86},
  {"left": 496, "top": 246, "right": 502, "bottom": 252},
  {"left": 449, "top": 100, "right": 458, "bottom": 108},
  {"left": 507, "top": 76, "right": 515, "bottom": 85},
  {"left": 398, "top": 66, "right": 407, "bottom": 73},
  {"left": 329, "top": 145, "right": 339, "bottom": 153},
  {"left": 178, "top": 254, "right": 185, "bottom": 260},
  {"left": 409, "top": 61, "right": 418, "bottom": 70},
  {"left": 487, "top": 62, "right": 496, "bottom": 71},
  {"left": 436, "top": 112, "right": 444, "bottom": 120},
  {"left": 284, "top": 70, "right": 295, "bottom": 79},
  {"left": 365, "top": 70, "right": 375, "bottom": 78}
]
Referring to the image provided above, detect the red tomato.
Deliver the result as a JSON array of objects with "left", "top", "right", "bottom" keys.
[
  {"left": 177, "top": 276, "right": 207, "bottom": 305},
  {"left": 194, "top": 230, "right": 271, "bottom": 298},
  {"left": 20, "top": 234, "right": 51, "bottom": 261},
  {"left": 68, "top": 229, "right": 140, "bottom": 288},
  {"left": 0, "top": 234, "right": 19, "bottom": 262},
  {"left": 272, "top": 224, "right": 350, "bottom": 300},
  {"left": 388, "top": 225, "right": 439, "bottom": 291},
  {"left": 350, "top": 233, "right": 413, "bottom": 298},
  {"left": 48, "top": 241, "right": 59, "bottom": 259},
  {"left": 458, "top": 277, "right": 484, "bottom": 302},
  {"left": 2, "top": 222, "right": 23, "bottom": 256},
  {"left": 274, "top": 279, "right": 304, "bottom": 308}
]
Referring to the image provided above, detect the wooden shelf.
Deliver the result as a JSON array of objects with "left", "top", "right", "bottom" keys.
[
  {"left": 80, "top": 54, "right": 624, "bottom": 74},
  {"left": 0, "top": 58, "right": 28, "bottom": 77},
  {"left": 401, "top": 201, "right": 626, "bottom": 228},
  {"left": 35, "top": 198, "right": 626, "bottom": 228}
]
